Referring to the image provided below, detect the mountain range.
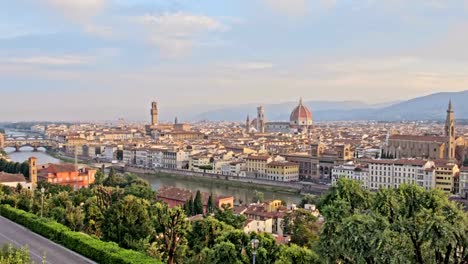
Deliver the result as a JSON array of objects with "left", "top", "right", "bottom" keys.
[{"left": 177, "top": 90, "right": 468, "bottom": 122}]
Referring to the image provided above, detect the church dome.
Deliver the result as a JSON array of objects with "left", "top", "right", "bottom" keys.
[{"left": 290, "top": 98, "right": 313, "bottom": 126}]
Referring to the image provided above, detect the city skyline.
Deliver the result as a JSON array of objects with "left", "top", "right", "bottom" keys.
[{"left": 2, "top": 1, "right": 468, "bottom": 121}]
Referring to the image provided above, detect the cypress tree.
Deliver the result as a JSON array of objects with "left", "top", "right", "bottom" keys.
[
  {"left": 188, "top": 195, "right": 194, "bottom": 216},
  {"left": 207, "top": 193, "right": 214, "bottom": 214},
  {"left": 194, "top": 190, "right": 203, "bottom": 215}
]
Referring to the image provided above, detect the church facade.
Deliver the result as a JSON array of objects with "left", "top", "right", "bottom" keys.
[
  {"left": 383, "top": 101, "right": 466, "bottom": 162},
  {"left": 247, "top": 98, "right": 313, "bottom": 134}
]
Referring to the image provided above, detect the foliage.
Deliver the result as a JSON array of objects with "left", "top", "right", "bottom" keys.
[
  {"left": 103, "top": 195, "right": 153, "bottom": 249},
  {"left": 252, "top": 190, "right": 264, "bottom": 203},
  {"left": 0, "top": 204, "right": 159, "bottom": 264},
  {"left": 0, "top": 159, "right": 29, "bottom": 178},
  {"left": 318, "top": 178, "right": 468, "bottom": 264},
  {"left": 299, "top": 194, "right": 317, "bottom": 208},
  {"left": 282, "top": 209, "right": 319, "bottom": 249},
  {"left": 0, "top": 244, "right": 36, "bottom": 264},
  {"left": 151, "top": 203, "right": 190, "bottom": 264},
  {"left": 275, "top": 244, "right": 319, "bottom": 264},
  {"left": 207, "top": 193, "right": 214, "bottom": 214},
  {"left": 193, "top": 190, "right": 204, "bottom": 215},
  {"left": 214, "top": 204, "right": 247, "bottom": 229}
]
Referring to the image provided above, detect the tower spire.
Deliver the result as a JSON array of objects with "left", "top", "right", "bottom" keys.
[{"left": 448, "top": 99, "right": 453, "bottom": 112}]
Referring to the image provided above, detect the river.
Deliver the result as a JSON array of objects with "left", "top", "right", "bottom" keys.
[
  {"left": 139, "top": 174, "right": 302, "bottom": 205},
  {"left": 3, "top": 130, "right": 302, "bottom": 205}
]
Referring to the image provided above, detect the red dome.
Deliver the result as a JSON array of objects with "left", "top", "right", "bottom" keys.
[{"left": 290, "top": 99, "right": 312, "bottom": 123}]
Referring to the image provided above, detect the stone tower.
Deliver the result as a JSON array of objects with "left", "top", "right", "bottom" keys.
[
  {"left": 174, "top": 116, "right": 178, "bottom": 125},
  {"left": 246, "top": 115, "right": 250, "bottom": 134},
  {"left": 28, "top": 157, "right": 38, "bottom": 190},
  {"left": 151, "top": 101, "right": 158, "bottom": 126},
  {"left": 445, "top": 100, "right": 456, "bottom": 160},
  {"left": 0, "top": 132, "right": 4, "bottom": 149},
  {"left": 257, "top": 106, "right": 265, "bottom": 133}
]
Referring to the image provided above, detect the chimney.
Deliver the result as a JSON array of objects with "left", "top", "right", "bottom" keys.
[{"left": 29, "top": 157, "right": 38, "bottom": 190}]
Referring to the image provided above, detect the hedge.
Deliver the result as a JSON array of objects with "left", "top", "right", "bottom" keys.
[{"left": 0, "top": 205, "right": 161, "bottom": 264}]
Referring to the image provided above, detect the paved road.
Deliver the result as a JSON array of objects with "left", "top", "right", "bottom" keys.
[{"left": 0, "top": 216, "right": 96, "bottom": 264}]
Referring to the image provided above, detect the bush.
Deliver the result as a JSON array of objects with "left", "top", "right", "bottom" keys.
[{"left": 0, "top": 205, "right": 160, "bottom": 264}]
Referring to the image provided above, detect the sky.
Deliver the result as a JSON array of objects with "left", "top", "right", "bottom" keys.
[{"left": 1, "top": 0, "right": 468, "bottom": 121}]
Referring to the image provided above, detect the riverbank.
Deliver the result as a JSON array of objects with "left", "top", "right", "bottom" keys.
[
  {"left": 123, "top": 166, "right": 306, "bottom": 195},
  {"left": 46, "top": 150, "right": 90, "bottom": 165},
  {"left": 151, "top": 171, "right": 301, "bottom": 195}
]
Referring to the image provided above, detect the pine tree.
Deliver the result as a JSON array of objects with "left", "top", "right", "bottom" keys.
[
  {"left": 207, "top": 193, "right": 214, "bottom": 214},
  {"left": 194, "top": 190, "right": 203, "bottom": 215}
]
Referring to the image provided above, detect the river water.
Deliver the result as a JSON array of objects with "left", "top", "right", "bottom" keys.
[{"left": 3, "top": 130, "right": 302, "bottom": 205}]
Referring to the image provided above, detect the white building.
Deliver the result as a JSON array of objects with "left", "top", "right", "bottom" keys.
[
  {"left": 367, "top": 159, "right": 435, "bottom": 191},
  {"left": 332, "top": 163, "right": 369, "bottom": 189},
  {"left": 459, "top": 167, "right": 468, "bottom": 199}
]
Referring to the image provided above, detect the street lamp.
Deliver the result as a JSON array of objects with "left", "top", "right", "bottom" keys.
[
  {"left": 40, "top": 187, "right": 45, "bottom": 218},
  {"left": 250, "top": 238, "right": 260, "bottom": 264}
]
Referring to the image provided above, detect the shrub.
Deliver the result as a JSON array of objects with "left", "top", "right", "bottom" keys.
[{"left": 0, "top": 205, "right": 160, "bottom": 264}]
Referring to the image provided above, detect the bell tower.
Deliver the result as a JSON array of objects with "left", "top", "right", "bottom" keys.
[
  {"left": 257, "top": 106, "right": 265, "bottom": 133},
  {"left": 445, "top": 100, "right": 456, "bottom": 160},
  {"left": 28, "top": 157, "right": 38, "bottom": 190},
  {"left": 151, "top": 100, "right": 158, "bottom": 126}
]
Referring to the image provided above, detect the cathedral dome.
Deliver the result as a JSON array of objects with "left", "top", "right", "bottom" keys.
[{"left": 290, "top": 98, "right": 313, "bottom": 126}]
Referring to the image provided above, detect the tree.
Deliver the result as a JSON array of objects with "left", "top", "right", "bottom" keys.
[
  {"left": 65, "top": 205, "right": 85, "bottom": 231},
  {"left": 0, "top": 244, "right": 40, "bottom": 264},
  {"left": 83, "top": 196, "right": 104, "bottom": 237},
  {"left": 102, "top": 195, "right": 153, "bottom": 249},
  {"left": 94, "top": 170, "right": 105, "bottom": 185},
  {"left": 252, "top": 190, "right": 264, "bottom": 203},
  {"left": 282, "top": 209, "right": 319, "bottom": 249},
  {"left": 193, "top": 190, "right": 203, "bottom": 215},
  {"left": 116, "top": 150, "right": 123, "bottom": 161},
  {"left": 214, "top": 204, "right": 247, "bottom": 229},
  {"left": 275, "top": 244, "right": 319, "bottom": 264},
  {"left": 207, "top": 193, "right": 214, "bottom": 214},
  {"left": 211, "top": 241, "right": 242, "bottom": 264},
  {"left": 20, "top": 162, "right": 29, "bottom": 179},
  {"left": 187, "top": 217, "right": 233, "bottom": 256},
  {"left": 318, "top": 179, "right": 468, "bottom": 264},
  {"left": 151, "top": 203, "right": 190, "bottom": 264},
  {"left": 188, "top": 195, "right": 194, "bottom": 216},
  {"left": 299, "top": 194, "right": 317, "bottom": 208}
]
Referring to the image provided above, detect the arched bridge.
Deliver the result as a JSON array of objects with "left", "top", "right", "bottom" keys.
[{"left": 3, "top": 138, "right": 57, "bottom": 152}]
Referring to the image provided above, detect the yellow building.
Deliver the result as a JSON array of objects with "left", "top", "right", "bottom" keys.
[
  {"left": 434, "top": 161, "right": 459, "bottom": 193},
  {"left": 246, "top": 155, "right": 273, "bottom": 178},
  {"left": 266, "top": 161, "right": 299, "bottom": 182}
]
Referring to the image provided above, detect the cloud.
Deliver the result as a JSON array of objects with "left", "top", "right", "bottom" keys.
[
  {"left": 2, "top": 55, "right": 93, "bottom": 66},
  {"left": 262, "top": 0, "right": 308, "bottom": 16},
  {"left": 227, "top": 62, "right": 275, "bottom": 70},
  {"left": 137, "top": 12, "right": 226, "bottom": 57},
  {"left": 44, "top": 0, "right": 112, "bottom": 37},
  {"left": 46, "top": 0, "right": 106, "bottom": 21}
]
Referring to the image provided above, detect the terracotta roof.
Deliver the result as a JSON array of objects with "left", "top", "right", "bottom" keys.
[
  {"left": 247, "top": 155, "right": 271, "bottom": 161},
  {"left": 365, "top": 159, "right": 428, "bottom": 166},
  {"left": 40, "top": 164, "right": 76, "bottom": 174},
  {"left": 290, "top": 99, "right": 312, "bottom": 122},
  {"left": 267, "top": 161, "right": 299, "bottom": 167},
  {"left": 0, "top": 172, "right": 26, "bottom": 183},
  {"left": 389, "top": 134, "right": 447, "bottom": 143},
  {"left": 156, "top": 186, "right": 232, "bottom": 205}
]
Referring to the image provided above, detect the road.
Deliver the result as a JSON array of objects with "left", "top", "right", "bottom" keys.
[{"left": 0, "top": 216, "right": 96, "bottom": 264}]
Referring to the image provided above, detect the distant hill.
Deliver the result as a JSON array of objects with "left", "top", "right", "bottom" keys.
[{"left": 187, "top": 90, "right": 468, "bottom": 122}]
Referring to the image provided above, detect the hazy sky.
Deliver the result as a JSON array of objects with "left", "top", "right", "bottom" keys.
[{"left": 1, "top": 0, "right": 468, "bottom": 121}]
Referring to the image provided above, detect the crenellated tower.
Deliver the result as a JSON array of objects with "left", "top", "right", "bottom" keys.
[
  {"left": 151, "top": 100, "right": 158, "bottom": 126},
  {"left": 257, "top": 106, "right": 265, "bottom": 133},
  {"left": 445, "top": 100, "right": 456, "bottom": 160}
]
